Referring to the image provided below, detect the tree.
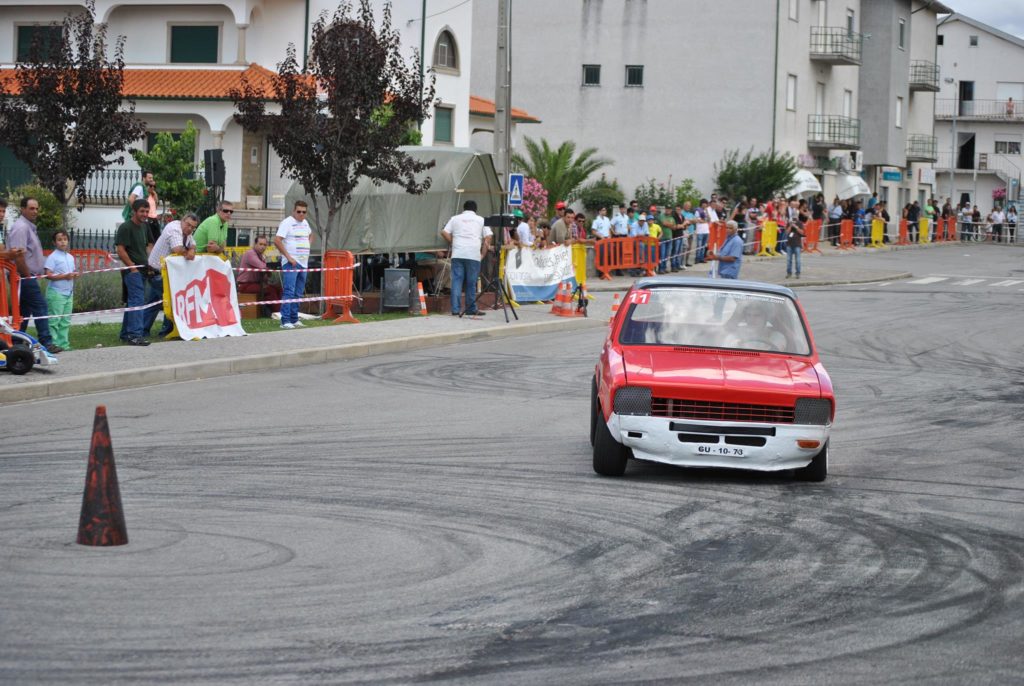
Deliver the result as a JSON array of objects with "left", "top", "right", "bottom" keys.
[
  {"left": 510, "top": 137, "right": 610, "bottom": 216},
  {"left": 231, "top": 0, "right": 435, "bottom": 272},
  {"left": 130, "top": 121, "right": 207, "bottom": 217},
  {"left": 0, "top": 0, "right": 146, "bottom": 226},
  {"left": 579, "top": 175, "right": 625, "bottom": 213},
  {"left": 713, "top": 148, "right": 797, "bottom": 202}
]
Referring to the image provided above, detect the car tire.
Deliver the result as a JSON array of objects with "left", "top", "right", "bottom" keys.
[
  {"left": 593, "top": 401, "right": 628, "bottom": 477},
  {"left": 793, "top": 442, "right": 828, "bottom": 482},
  {"left": 5, "top": 345, "right": 35, "bottom": 375},
  {"left": 590, "top": 376, "right": 598, "bottom": 447}
]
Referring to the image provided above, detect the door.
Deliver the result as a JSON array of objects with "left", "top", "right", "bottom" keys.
[
  {"left": 957, "top": 133, "right": 975, "bottom": 170},
  {"left": 959, "top": 81, "right": 974, "bottom": 116},
  {"left": 265, "top": 143, "right": 290, "bottom": 210}
]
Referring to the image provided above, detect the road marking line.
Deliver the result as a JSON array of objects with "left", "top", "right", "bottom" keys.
[
  {"left": 874, "top": 282, "right": 892, "bottom": 287},
  {"left": 907, "top": 277, "right": 948, "bottom": 285},
  {"left": 990, "top": 280, "right": 1024, "bottom": 287},
  {"left": 952, "top": 279, "right": 985, "bottom": 286}
]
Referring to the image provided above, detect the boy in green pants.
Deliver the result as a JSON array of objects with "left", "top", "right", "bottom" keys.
[{"left": 43, "top": 229, "right": 78, "bottom": 351}]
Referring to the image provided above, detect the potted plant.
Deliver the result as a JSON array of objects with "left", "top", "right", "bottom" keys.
[{"left": 246, "top": 184, "right": 263, "bottom": 210}]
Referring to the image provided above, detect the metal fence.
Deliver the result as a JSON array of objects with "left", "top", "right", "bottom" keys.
[
  {"left": 809, "top": 27, "right": 863, "bottom": 63},
  {"left": 807, "top": 115, "right": 861, "bottom": 149},
  {"left": 935, "top": 99, "right": 1024, "bottom": 120},
  {"left": 0, "top": 166, "right": 204, "bottom": 207}
]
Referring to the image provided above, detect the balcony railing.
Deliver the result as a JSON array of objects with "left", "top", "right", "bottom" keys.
[
  {"left": 809, "top": 27, "right": 863, "bottom": 65},
  {"left": 936, "top": 98, "right": 1024, "bottom": 120},
  {"left": 906, "top": 134, "right": 938, "bottom": 162},
  {"left": 808, "top": 115, "right": 860, "bottom": 149},
  {"left": 909, "top": 60, "right": 939, "bottom": 92}
]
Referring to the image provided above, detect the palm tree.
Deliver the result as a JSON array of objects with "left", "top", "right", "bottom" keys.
[{"left": 511, "top": 137, "right": 610, "bottom": 215}]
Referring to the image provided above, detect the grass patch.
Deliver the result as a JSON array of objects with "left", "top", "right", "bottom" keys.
[{"left": 24, "top": 312, "right": 413, "bottom": 350}]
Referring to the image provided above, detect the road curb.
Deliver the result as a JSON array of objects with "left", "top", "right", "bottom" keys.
[
  {"left": 1, "top": 315, "right": 602, "bottom": 405},
  {"left": 585, "top": 272, "right": 912, "bottom": 292}
]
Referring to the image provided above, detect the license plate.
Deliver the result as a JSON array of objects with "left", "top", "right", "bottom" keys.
[{"left": 697, "top": 445, "right": 745, "bottom": 457}]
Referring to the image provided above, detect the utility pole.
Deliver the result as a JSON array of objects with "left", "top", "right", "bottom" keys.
[{"left": 493, "top": 0, "right": 512, "bottom": 196}]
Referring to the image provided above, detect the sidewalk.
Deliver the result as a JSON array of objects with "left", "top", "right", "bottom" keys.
[{"left": 0, "top": 243, "right": 914, "bottom": 404}]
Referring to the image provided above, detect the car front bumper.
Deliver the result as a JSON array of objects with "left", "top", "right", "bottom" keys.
[{"left": 609, "top": 413, "right": 829, "bottom": 472}]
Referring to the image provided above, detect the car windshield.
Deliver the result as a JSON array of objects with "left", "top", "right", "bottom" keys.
[{"left": 618, "top": 287, "right": 812, "bottom": 355}]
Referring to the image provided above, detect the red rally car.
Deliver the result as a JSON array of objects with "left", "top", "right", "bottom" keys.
[{"left": 592, "top": 277, "right": 835, "bottom": 480}]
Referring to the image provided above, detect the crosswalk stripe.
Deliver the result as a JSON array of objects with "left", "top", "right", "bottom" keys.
[
  {"left": 953, "top": 279, "right": 985, "bottom": 286},
  {"left": 990, "top": 280, "right": 1024, "bottom": 287},
  {"left": 907, "top": 277, "right": 949, "bottom": 285}
]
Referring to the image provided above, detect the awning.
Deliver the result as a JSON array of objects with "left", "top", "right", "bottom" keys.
[
  {"left": 785, "top": 169, "right": 823, "bottom": 197},
  {"left": 835, "top": 174, "right": 872, "bottom": 200}
]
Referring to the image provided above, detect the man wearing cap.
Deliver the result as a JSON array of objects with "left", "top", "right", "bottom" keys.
[
  {"left": 549, "top": 202, "right": 572, "bottom": 245},
  {"left": 513, "top": 209, "right": 533, "bottom": 246}
]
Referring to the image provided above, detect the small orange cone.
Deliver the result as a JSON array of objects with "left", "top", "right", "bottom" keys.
[
  {"left": 609, "top": 293, "right": 621, "bottom": 324},
  {"left": 417, "top": 281, "right": 429, "bottom": 316},
  {"left": 556, "top": 283, "right": 574, "bottom": 317},
  {"left": 76, "top": 406, "right": 128, "bottom": 546},
  {"left": 550, "top": 282, "right": 567, "bottom": 315}
]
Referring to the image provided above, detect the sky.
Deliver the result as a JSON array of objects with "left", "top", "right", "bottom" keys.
[{"left": 946, "top": 0, "right": 1024, "bottom": 40}]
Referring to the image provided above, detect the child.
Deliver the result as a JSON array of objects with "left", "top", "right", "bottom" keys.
[{"left": 44, "top": 230, "right": 78, "bottom": 351}]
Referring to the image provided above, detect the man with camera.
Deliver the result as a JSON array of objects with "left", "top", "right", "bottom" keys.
[{"left": 441, "top": 200, "right": 492, "bottom": 317}]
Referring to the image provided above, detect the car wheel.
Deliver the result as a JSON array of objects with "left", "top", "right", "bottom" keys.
[
  {"left": 593, "top": 401, "right": 628, "bottom": 477},
  {"left": 793, "top": 442, "right": 828, "bottom": 482},
  {"left": 5, "top": 345, "right": 35, "bottom": 375},
  {"left": 590, "top": 376, "right": 598, "bottom": 447}
]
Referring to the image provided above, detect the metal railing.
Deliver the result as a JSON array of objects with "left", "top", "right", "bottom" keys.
[
  {"left": 936, "top": 98, "right": 1024, "bottom": 120},
  {"left": 0, "top": 166, "right": 204, "bottom": 207},
  {"left": 807, "top": 115, "right": 861, "bottom": 149},
  {"left": 906, "top": 134, "right": 938, "bottom": 162},
  {"left": 909, "top": 60, "right": 939, "bottom": 91},
  {"left": 809, "top": 27, "right": 863, "bottom": 64}
]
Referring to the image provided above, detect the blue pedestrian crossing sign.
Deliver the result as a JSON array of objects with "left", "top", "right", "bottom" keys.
[{"left": 507, "top": 173, "right": 524, "bottom": 206}]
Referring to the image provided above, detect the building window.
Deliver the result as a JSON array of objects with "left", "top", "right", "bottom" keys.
[
  {"left": 786, "top": 74, "right": 798, "bottom": 111},
  {"left": 16, "top": 25, "right": 63, "bottom": 61},
  {"left": 843, "top": 89, "right": 853, "bottom": 117},
  {"left": 816, "top": 0, "right": 827, "bottom": 27},
  {"left": 433, "top": 30, "right": 458, "bottom": 70},
  {"left": 937, "top": 34, "right": 944, "bottom": 46},
  {"left": 170, "top": 25, "right": 219, "bottom": 63},
  {"left": 625, "top": 65, "right": 644, "bottom": 87},
  {"left": 434, "top": 106, "right": 453, "bottom": 144},
  {"left": 789, "top": 0, "right": 799, "bottom": 21},
  {"left": 969, "top": 35, "right": 978, "bottom": 47},
  {"left": 896, "top": 97, "right": 903, "bottom": 128},
  {"left": 995, "top": 140, "right": 1021, "bottom": 155},
  {"left": 582, "top": 64, "right": 601, "bottom": 86},
  {"left": 846, "top": 8, "right": 855, "bottom": 36},
  {"left": 898, "top": 19, "right": 906, "bottom": 49}
]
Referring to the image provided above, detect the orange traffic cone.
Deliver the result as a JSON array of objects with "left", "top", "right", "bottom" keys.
[
  {"left": 557, "top": 283, "right": 575, "bottom": 317},
  {"left": 609, "top": 292, "right": 621, "bottom": 323},
  {"left": 550, "top": 282, "right": 567, "bottom": 315},
  {"left": 417, "top": 281, "right": 429, "bottom": 316},
  {"left": 77, "top": 406, "right": 128, "bottom": 546}
]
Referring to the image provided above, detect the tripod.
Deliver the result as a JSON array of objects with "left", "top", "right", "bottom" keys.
[{"left": 469, "top": 248, "right": 517, "bottom": 323}]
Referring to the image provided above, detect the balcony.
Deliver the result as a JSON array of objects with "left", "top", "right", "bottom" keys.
[
  {"left": 909, "top": 60, "right": 940, "bottom": 92},
  {"left": 809, "top": 27, "right": 863, "bottom": 65},
  {"left": 807, "top": 115, "right": 860, "bottom": 150},
  {"left": 936, "top": 98, "right": 1024, "bottom": 121},
  {"left": 906, "top": 134, "right": 938, "bottom": 162}
]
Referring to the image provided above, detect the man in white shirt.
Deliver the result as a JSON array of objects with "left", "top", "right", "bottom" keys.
[
  {"left": 147, "top": 213, "right": 199, "bottom": 337},
  {"left": 514, "top": 209, "right": 533, "bottom": 246},
  {"left": 274, "top": 200, "right": 313, "bottom": 329},
  {"left": 695, "top": 199, "right": 712, "bottom": 263},
  {"left": 441, "top": 200, "right": 493, "bottom": 317}
]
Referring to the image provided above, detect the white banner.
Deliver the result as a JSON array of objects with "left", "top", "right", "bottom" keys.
[
  {"left": 503, "top": 245, "right": 576, "bottom": 302},
  {"left": 164, "top": 255, "right": 247, "bottom": 340}
]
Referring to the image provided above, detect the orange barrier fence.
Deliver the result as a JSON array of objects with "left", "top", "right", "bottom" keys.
[
  {"left": 1, "top": 258, "right": 22, "bottom": 346},
  {"left": 594, "top": 236, "right": 659, "bottom": 279},
  {"left": 838, "top": 219, "right": 855, "bottom": 250},
  {"left": 804, "top": 219, "right": 823, "bottom": 254},
  {"left": 897, "top": 219, "right": 910, "bottom": 245},
  {"left": 708, "top": 222, "right": 727, "bottom": 252},
  {"left": 945, "top": 217, "right": 957, "bottom": 241},
  {"left": 321, "top": 250, "right": 359, "bottom": 323}
]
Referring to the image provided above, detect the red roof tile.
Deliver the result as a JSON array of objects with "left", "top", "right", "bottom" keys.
[{"left": 469, "top": 95, "right": 540, "bottom": 123}]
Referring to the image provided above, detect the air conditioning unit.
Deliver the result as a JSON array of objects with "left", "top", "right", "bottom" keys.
[
  {"left": 849, "top": 151, "right": 863, "bottom": 172},
  {"left": 834, "top": 155, "right": 851, "bottom": 172}
]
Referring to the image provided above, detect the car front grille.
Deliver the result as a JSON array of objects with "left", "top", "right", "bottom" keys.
[{"left": 651, "top": 398, "right": 795, "bottom": 423}]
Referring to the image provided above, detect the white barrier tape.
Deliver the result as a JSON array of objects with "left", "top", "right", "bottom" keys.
[
  {"left": 234, "top": 264, "right": 359, "bottom": 273},
  {"left": 25, "top": 263, "right": 135, "bottom": 280},
  {"left": 16, "top": 299, "right": 163, "bottom": 321},
  {"left": 245, "top": 294, "right": 361, "bottom": 308}
]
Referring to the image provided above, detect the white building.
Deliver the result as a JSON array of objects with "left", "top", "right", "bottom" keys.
[
  {"left": 934, "top": 12, "right": 1024, "bottom": 210},
  {"left": 0, "top": 0, "right": 536, "bottom": 229},
  {"left": 472, "top": 0, "right": 945, "bottom": 207}
]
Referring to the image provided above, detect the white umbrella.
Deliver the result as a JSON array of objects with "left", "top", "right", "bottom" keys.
[
  {"left": 835, "top": 174, "right": 871, "bottom": 201},
  {"left": 785, "top": 169, "right": 822, "bottom": 197}
]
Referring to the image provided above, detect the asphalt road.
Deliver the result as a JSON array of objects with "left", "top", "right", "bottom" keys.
[{"left": 2, "top": 248, "right": 1023, "bottom": 684}]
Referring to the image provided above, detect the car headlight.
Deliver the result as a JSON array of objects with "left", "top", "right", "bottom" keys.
[
  {"left": 613, "top": 386, "right": 652, "bottom": 416},
  {"left": 794, "top": 398, "right": 832, "bottom": 425}
]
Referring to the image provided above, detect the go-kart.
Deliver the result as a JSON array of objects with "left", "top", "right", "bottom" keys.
[{"left": 0, "top": 318, "right": 58, "bottom": 375}]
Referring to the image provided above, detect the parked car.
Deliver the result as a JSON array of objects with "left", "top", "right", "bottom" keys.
[{"left": 592, "top": 277, "right": 834, "bottom": 480}]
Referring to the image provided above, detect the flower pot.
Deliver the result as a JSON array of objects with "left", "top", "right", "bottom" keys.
[{"left": 245, "top": 194, "right": 262, "bottom": 210}]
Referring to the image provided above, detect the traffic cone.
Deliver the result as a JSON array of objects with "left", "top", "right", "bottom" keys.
[
  {"left": 76, "top": 406, "right": 128, "bottom": 546},
  {"left": 550, "top": 282, "right": 567, "bottom": 315},
  {"left": 417, "top": 281, "right": 429, "bottom": 316},
  {"left": 609, "top": 293, "right": 621, "bottom": 323},
  {"left": 556, "top": 283, "right": 574, "bottom": 317}
]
